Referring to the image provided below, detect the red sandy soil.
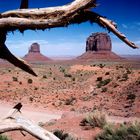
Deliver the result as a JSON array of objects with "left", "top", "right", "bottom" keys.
[
  {"left": 77, "top": 51, "right": 122, "bottom": 60},
  {"left": 0, "top": 59, "right": 139, "bottom": 139},
  {"left": 23, "top": 52, "right": 51, "bottom": 62}
]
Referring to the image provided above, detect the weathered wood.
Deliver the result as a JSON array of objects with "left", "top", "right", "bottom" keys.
[
  {"left": 0, "top": 0, "right": 138, "bottom": 49},
  {"left": 0, "top": 0, "right": 139, "bottom": 76},
  {"left": 0, "top": 44, "right": 37, "bottom": 76},
  {"left": 0, "top": 103, "right": 60, "bottom": 140},
  {"left": 86, "top": 11, "right": 138, "bottom": 49},
  {"left": 0, "top": 31, "right": 37, "bottom": 76},
  {"left": 0, "top": 0, "right": 96, "bottom": 31}
]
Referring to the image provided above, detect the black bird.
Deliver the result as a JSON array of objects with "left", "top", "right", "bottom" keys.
[
  {"left": 13, "top": 103, "right": 23, "bottom": 112},
  {"left": 20, "top": 0, "right": 28, "bottom": 9}
]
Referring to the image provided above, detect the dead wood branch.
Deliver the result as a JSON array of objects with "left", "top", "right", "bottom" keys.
[
  {"left": 0, "top": 0, "right": 139, "bottom": 76},
  {"left": 0, "top": 0, "right": 96, "bottom": 31},
  {"left": 0, "top": 103, "right": 60, "bottom": 140},
  {"left": 0, "top": 31, "right": 37, "bottom": 76}
]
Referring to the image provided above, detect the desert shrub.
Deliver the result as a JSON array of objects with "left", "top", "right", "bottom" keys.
[
  {"left": 101, "top": 87, "right": 107, "bottom": 92},
  {"left": 105, "top": 72, "right": 110, "bottom": 75},
  {"left": 96, "top": 77, "right": 103, "bottom": 81},
  {"left": 119, "top": 65, "right": 124, "bottom": 68},
  {"left": 29, "top": 97, "right": 33, "bottom": 102},
  {"left": 119, "top": 73, "right": 129, "bottom": 81},
  {"left": 113, "top": 83, "right": 119, "bottom": 88},
  {"left": 97, "top": 79, "right": 111, "bottom": 88},
  {"left": 127, "top": 93, "right": 136, "bottom": 100},
  {"left": 122, "top": 73, "right": 128, "bottom": 80},
  {"left": 80, "top": 111, "right": 107, "bottom": 129},
  {"left": 59, "top": 67, "right": 65, "bottom": 73},
  {"left": 64, "top": 73, "right": 72, "bottom": 78},
  {"left": 90, "top": 64, "right": 96, "bottom": 67},
  {"left": 71, "top": 77, "right": 75, "bottom": 81},
  {"left": 136, "top": 78, "right": 140, "bottom": 85},
  {"left": 95, "top": 122, "right": 140, "bottom": 140},
  {"left": 126, "top": 69, "right": 132, "bottom": 74},
  {"left": 42, "top": 75, "right": 47, "bottom": 79},
  {"left": 34, "top": 87, "right": 38, "bottom": 90},
  {"left": 99, "top": 64, "right": 105, "bottom": 68},
  {"left": 53, "top": 130, "right": 76, "bottom": 140},
  {"left": 65, "top": 97, "right": 76, "bottom": 105},
  {"left": 49, "top": 71, "right": 52, "bottom": 75},
  {"left": 12, "top": 76, "right": 18, "bottom": 82},
  {"left": 27, "top": 78, "right": 33, "bottom": 84},
  {"left": 38, "top": 122, "right": 45, "bottom": 127},
  {"left": 0, "top": 135, "right": 10, "bottom": 140}
]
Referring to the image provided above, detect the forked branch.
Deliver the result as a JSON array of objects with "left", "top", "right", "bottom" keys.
[{"left": 0, "top": 0, "right": 139, "bottom": 76}]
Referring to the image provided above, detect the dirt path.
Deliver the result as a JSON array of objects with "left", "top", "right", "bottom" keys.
[
  {"left": 0, "top": 102, "right": 62, "bottom": 123},
  {"left": 106, "top": 115, "right": 140, "bottom": 124},
  {"left": 0, "top": 102, "right": 139, "bottom": 125}
]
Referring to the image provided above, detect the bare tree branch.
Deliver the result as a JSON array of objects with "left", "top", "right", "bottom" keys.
[
  {"left": 20, "top": 0, "right": 28, "bottom": 9},
  {"left": 0, "top": 103, "right": 60, "bottom": 140},
  {"left": 0, "top": 0, "right": 96, "bottom": 31},
  {"left": 0, "top": 31, "right": 37, "bottom": 76},
  {"left": 0, "top": 0, "right": 139, "bottom": 76}
]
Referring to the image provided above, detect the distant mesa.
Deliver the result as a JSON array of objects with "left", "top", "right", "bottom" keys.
[
  {"left": 77, "top": 32, "right": 121, "bottom": 60},
  {"left": 29, "top": 43, "right": 40, "bottom": 53},
  {"left": 86, "top": 32, "right": 111, "bottom": 51},
  {"left": 23, "top": 43, "right": 51, "bottom": 62}
]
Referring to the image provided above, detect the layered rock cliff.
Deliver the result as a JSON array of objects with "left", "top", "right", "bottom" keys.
[
  {"left": 78, "top": 32, "right": 121, "bottom": 60},
  {"left": 23, "top": 43, "right": 50, "bottom": 62},
  {"left": 86, "top": 32, "right": 112, "bottom": 52}
]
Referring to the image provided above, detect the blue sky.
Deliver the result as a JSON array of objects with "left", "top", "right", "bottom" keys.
[{"left": 0, "top": 0, "right": 140, "bottom": 57}]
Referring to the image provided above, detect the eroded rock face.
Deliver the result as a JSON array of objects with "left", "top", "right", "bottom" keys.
[
  {"left": 29, "top": 43, "right": 40, "bottom": 53},
  {"left": 86, "top": 32, "right": 112, "bottom": 52},
  {"left": 77, "top": 32, "right": 122, "bottom": 60},
  {"left": 23, "top": 43, "right": 50, "bottom": 62}
]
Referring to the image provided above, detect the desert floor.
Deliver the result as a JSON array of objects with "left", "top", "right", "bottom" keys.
[{"left": 0, "top": 59, "right": 139, "bottom": 139}]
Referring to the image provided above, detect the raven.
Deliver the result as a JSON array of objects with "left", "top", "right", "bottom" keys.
[{"left": 13, "top": 103, "right": 22, "bottom": 112}]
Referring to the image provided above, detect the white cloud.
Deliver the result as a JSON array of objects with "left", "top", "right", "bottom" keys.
[
  {"left": 135, "top": 22, "right": 140, "bottom": 26},
  {"left": 6, "top": 39, "right": 85, "bottom": 57},
  {"left": 122, "top": 24, "right": 128, "bottom": 29},
  {"left": 40, "top": 41, "right": 85, "bottom": 56},
  {"left": 112, "top": 41, "right": 140, "bottom": 55},
  {"left": 134, "top": 40, "right": 140, "bottom": 44}
]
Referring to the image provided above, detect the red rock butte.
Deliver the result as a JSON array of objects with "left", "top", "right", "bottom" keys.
[
  {"left": 23, "top": 43, "right": 51, "bottom": 62},
  {"left": 77, "top": 32, "right": 122, "bottom": 60}
]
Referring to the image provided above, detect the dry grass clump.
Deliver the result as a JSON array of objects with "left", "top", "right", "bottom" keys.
[
  {"left": 80, "top": 111, "right": 107, "bottom": 129},
  {"left": 53, "top": 129, "right": 76, "bottom": 140},
  {"left": 97, "top": 79, "right": 111, "bottom": 88},
  {"left": 27, "top": 78, "right": 33, "bottom": 84},
  {"left": 0, "top": 135, "right": 10, "bottom": 140},
  {"left": 95, "top": 122, "right": 140, "bottom": 140},
  {"left": 12, "top": 76, "right": 18, "bottom": 82}
]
